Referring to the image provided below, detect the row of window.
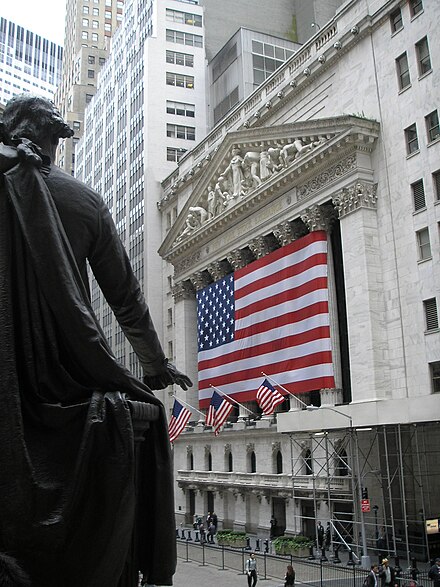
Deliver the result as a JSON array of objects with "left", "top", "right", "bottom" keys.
[
  {"left": 390, "top": 0, "right": 423, "bottom": 34},
  {"left": 166, "top": 49, "right": 193, "bottom": 67},
  {"left": 166, "top": 29, "right": 203, "bottom": 48},
  {"left": 166, "top": 71, "right": 194, "bottom": 88},
  {"left": 166, "top": 123, "right": 195, "bottom": 140},
  {"left": 405, "top": 109, "right": 439, "bottom": 155},
  {"left": 166, "top": 8, "right": 202, "bottom": 27},
  {"left": 396, "top": 36, "right": 431, "bottom": 91},
  {"left": 412, "top": 171, "right": 440, "bottom": 211}
]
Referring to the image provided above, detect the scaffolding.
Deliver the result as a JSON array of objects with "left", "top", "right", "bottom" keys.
[{"left": 289, "top": 421, "right": 440, "bottom": 567}]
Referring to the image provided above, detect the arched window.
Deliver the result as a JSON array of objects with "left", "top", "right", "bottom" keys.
[
  {"left": 335, "top": 449, "right": 348, "bottom": 476},
  {"left": 208, "top": 452, "right": 212, "bottom": 471},
  {"left": 187, "top": 451, "right": 194, "bottom": 470},
  {"left": 228, "top": 452, "right": 233, "bottom": 472},
  {"left": 304, "top": 448, "right": 313, "bottom": 475},
  {"left": 276, "top": 450, "right": 283, "bottom": 474}
]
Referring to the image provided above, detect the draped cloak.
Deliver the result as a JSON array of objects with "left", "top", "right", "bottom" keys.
[{"left": 0, "top": 145, "right": 176, "bottom": 587}]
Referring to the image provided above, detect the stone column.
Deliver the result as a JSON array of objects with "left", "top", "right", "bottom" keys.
[
  {"left": 332, "top": 181, "right": 387, "bottom": 402},
  {"left": 172, "top": 280, "right": 199, "bottom": 411},
  {"left": 301, "top": 204, "right": 343, "bottom": 403}
]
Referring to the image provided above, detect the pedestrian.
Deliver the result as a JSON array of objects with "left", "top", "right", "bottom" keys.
[
  {"left": 325, "top": 522, "right": 331, "bottom": 550},
  {"left": 428, "top": 558, "right": 440, "bottom": 587},
  {"left": 212, "top": 512, "right": 218, "bottom": 531},
  {"left": 317, "top": 521, "right": 324, "bottom": 549},
  {"left": 208, "top": 521, "right": 216, "bottom": 544},
  {"left": 270, "top": 515, "right": 277, "bottom": 539},
  {"left": 284, "top": 564, "right": 295, "bottom": 587},
  {"left": 199, "top": 521, "right": 206, "bottom": 544},
  {"left": 379, "top": 558, "right": 397, "bottom": 587},
  {"left": 245, "top": 552, "right": 258, "bottom": 587},
  {"left": 367, "top": 564, "right": 379, "bottom": 587}
]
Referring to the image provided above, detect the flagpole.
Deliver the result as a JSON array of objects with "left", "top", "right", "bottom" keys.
[
  {"left": 261, "top": 372, "right": 308, "bottom": 408},
  {"left": 172, "top": 394, "right": 205, "bottom": 418},
  {"left": 209, "top": 384, "right": 256, "bottom": 415}
]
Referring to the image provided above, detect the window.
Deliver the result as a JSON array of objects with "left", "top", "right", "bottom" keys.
[
  {"left": 93, "top": 7, "right": 99, "bottom": 15},
  {"left": 105, "top": 10, "right": 111, "bottom": 18},
  {"left": 228, "top": 452, "right": 233, "bottom": 472},
  {"left": 166, "top": 29, "right": 203, "bottom": 48},
  {"left": 248, "top": 451, "right": 256, "bottom": 473},
  {"left": 73, "top": 121, "right": 81, "bottom": 130},
  {"left": 424, "top": 298, "right": 439, "bottom": 331},
  {"left": 390, "top": 8, "right": 403, "bottom": 32},
  {"left": 430, "top": 362, "right": 440, "bottom": 393},
  {"left": 88, "top": 69, "right": 95, "bottom": 79},
  {"left": 275, "top": 450, "right": 283, "bottom": 474},
  {"left": 166, "top": 100, "right": 195, "bottom": 117},
  {"left": 252, "top": 40, "right": 293, "bottom": 87},
  {"left": 83, "top": 6, "right": 89, "bottom": 13},
  {"left": 105, "top": 23, "right": 112, "bottom": 32},
  {"left": 167, "top": 147, "right": 187, "bottom": 162},
  {"left": 82, "top": 31, "right": 88, "bottom": 40},
  {"left": 433, "top": 170, "right": 440, "bottom": 200},
  {"left": 92, "top": 20, "right": 99, "bottom": 28},
  {"left": 405, "top": 123, "right": 419, "bottom": 154},
  {"left": 409, "top": 0, "right": 423, "bottom": 17},
  {"left": 166, "top": 72, "right": 194, "bottom": 88},
  {"left": 335, "top": 449, "right": 349, "bottom": 476},
  {"left": 416, "top": 227, "right": 431, "bottom": 260},
  {"left": 82, "top": 18, "right": 89, "bottom": 26},
  {"left": 416, "top": 37, "right": 431, "bottom": 75},
  {"left": 86, "top": 93, "right": 93, "bottom": 104},
  {"left": 425, "top": 110, "right": 440, "bottom": 143},
  {"left": 166, "top": 50, "right": 194, "bottom": 67},
  {"left": 88, "top": 55, "right": 95, "bottom": 64},
  {"left": 167, "top": 308, "right": 173, "bottom": 325},
  {"left": 92, "top": 33, "right": 98, "bottom": 42},
  {"left": 411, "top": 179, "right": 426, "bottom": 211},
  {"left": 99, "top": 57, "right": 106, "bottom": 65},
  {"left": 166, "top": 8, "right": 202, "bottom": 27},
  {"left": 167, "top": 124, "right": 195, "bottom": 140},
  {"left": 396, "top": 53, "right": 410, "bottom": 90}
]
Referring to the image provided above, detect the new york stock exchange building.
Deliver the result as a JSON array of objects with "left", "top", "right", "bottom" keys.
[{"left": 157, "top": 0, "right": 440, "bottom": 566}]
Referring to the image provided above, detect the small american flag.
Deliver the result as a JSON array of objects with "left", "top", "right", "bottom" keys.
[
  {"left": 206, "top": 390, "right": 234, "bottom": 435},
  {"left": 256, "top": 378, "right": 285, "bottom": 415},
  {"left": 197, "top": 231, "right": 335, "bottom": 408},
  {"left": 168, "top": 399, "right": 192, "bottom": 443}
]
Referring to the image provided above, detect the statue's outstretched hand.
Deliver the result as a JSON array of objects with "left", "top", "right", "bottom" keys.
[{"left": 143, "top": 361, "right": 193, "bottom": 391}]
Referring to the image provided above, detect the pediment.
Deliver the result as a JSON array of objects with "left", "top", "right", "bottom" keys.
[{"left": 160, "top": 115, "right": 379, "bottom": 264}]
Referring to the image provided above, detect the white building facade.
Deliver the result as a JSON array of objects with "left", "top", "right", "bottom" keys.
[
  {"left": 159, "top": 0, "right": 440, "bottom": 566},
  {"left": 0, "top": 17, "right": 63, "bottom": 105}
]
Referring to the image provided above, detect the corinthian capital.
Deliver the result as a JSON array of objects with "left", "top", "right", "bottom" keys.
[{"left": 332, "top": 181, "right": 378, "bottom": 218}]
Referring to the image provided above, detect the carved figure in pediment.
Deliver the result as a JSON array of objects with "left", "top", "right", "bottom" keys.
[
  {"left": 207, "top": 184, "right": 216, "bottom": 220},
  {"left": 176, "top": 206, "right": 207, "bottom": 242},
  {"left": 242, "top": 151, "right": 262, "bottom": 194},
  {"left": 267, "top": 147, "right": 283, "bottom": 173},
  {"left": 259, "top": 149, "right": 272, "bottom": 180},
  {"left": 214, "top": 175, "right": 229, "bottom": 214},
  {"left": 280, "top": 138, "right": 314, "bottom": 167},
  {"left": 224, "top": 147, "right": 244, "bottom": 198}
]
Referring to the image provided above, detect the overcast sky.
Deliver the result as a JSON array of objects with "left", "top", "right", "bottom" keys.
[{"left": 2, "top": 0, "right": 66, "bottom": 46}]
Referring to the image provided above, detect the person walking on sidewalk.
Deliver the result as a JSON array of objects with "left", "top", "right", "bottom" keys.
[
  {"left": 284, "top": 564, "right": 295, "bottom": 587},
  {"left": 245, "top": 553, "right": 258, "bottom": 587}
]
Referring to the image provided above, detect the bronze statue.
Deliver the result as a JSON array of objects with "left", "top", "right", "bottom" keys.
[{"left": 0, "top": 94, "right": 191, "bottom": 587}]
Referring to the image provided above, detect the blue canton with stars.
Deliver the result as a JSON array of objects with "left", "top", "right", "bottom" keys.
[{"left": 196, "top": 274, "right": 235, "bottom": 352}]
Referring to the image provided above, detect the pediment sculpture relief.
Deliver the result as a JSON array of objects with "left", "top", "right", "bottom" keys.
[{"left": 175, "top": 134, "right": 331, "bottom": 245}]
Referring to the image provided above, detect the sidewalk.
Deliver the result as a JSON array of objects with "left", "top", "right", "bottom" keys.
[{"left": 172, "top": 557, "right": 280, "bottom": 587}]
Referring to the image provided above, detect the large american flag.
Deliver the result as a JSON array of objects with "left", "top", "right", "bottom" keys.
[
  {"left": 168, "top": 399, "right": 192, "bottom": 443},
  {"left": 205, "top": 390, "right": 234, "bottom": 435},
  {"left": 196, "top": 231, "right": 335, "bottom": 408}
]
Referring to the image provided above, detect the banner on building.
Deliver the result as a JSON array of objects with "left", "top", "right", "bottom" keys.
[{"left": 196, "top": 230, "right": 335, "bottom": 408}]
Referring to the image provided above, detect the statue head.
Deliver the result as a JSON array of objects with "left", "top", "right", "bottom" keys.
[{"left": 1, "top": 93, "right": 73, "bottom": 148}]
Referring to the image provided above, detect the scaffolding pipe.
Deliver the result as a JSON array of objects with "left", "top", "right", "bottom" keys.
[{"left": 397, "top": 425, "right": 411, "bottom": 567}]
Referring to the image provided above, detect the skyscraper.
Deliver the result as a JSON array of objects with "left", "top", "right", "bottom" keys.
[
  {"left": 55, "top": 0, "right": 125, "bottom": 175},
  {"left": 75, "top": 0, "right": 315, "bottom": 386},
  {"left": 0, "top": 17, "right": 63, "bottom": 105}
]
